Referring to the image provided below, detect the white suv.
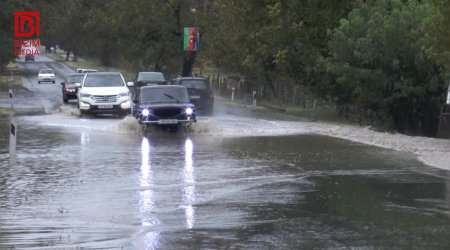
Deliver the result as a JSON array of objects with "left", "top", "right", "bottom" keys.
[{"left": 77, "top": 72, "right": 133, "bottom": 116}]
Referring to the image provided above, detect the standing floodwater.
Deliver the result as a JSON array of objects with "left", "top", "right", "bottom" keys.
[{"left": 0, "top": 114, "right": 449, "bottom": 249}]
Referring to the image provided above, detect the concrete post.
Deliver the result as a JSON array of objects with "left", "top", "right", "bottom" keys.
[
  {"left": 9, "top": 89, "right": 13, "bottom": 109},
  {"left": 231, "top": 87, "right": 235, "bottom": 101},
  {"left": 252, "top": 90, "right": 256, "bottom": 107},
  {"left": 9, "top": 90, "right": 16, "bottom": 162},
  {"left": 9, "top": 121, "right": 17, "bottom": 163}
]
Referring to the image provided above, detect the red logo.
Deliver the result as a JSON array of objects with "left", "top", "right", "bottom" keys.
[{"left": 14, "top": 11, "right": 40, "bottom": 37}]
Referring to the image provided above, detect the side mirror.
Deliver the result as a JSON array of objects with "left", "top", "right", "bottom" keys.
[
  {"left": 75, "top": 83, "right": 81, "bottom": 88},
  {"left": 60, "top": 82, "right": 65, "bottom": 86},
  {"left": 127, "top": 81, "right": 134, "bottom": 87}
]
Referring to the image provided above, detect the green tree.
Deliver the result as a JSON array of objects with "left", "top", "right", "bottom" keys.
[
  {"left": 202, "top": 0, "right": 357, "bottom": 97},
  {"left": 328, "top": 0, "right": 447, "bottom": 135},
  {"left": 0, "top": 0, "right": 31, "bottom": 71}
]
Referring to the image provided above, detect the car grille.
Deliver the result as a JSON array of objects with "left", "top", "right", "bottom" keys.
[
  {"left": 93, "top": 95, "right": 118, "bottom": 103},
  {"left": 153, "top": 107, "right": 183, "bottom": 118}
]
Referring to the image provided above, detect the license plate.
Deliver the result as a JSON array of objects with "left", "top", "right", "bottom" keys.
[
  {"left": 98, "top": 105, "right": 113, "bottom": 109},
  {"left": 158, "top": 119, "right": 178, "bottom": 124},
  {"left": 190, "top": 95, "right": 200, "bottom": 99}
]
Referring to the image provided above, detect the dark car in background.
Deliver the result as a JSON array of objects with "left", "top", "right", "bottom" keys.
[
  {"left": 61, "top": 73, "right": 84, "bottom": 103},
  {"left": 130, "top": 71, "right": 167, "bottom": 100},
  {"left": 25, "top": 54, "right": 35, "bottom": 62},
  {"left": 135, "top": 72, "right": 167, "bottom": 86},
  {"left": 172, "top": 77, "right": 214, "bottom": 115},
  {"left": 132, "top": 85, "right": 196, "bottom": 129}
]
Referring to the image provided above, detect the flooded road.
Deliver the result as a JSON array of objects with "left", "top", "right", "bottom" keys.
[
  {"left": 1, "top": 113, "right": 450, "bottom": 249},
  {"left": 1, "top": 57, "right": 449, "bottom": 249}
]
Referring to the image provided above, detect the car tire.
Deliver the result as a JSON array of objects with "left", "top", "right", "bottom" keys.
[
  {"left": 80, "top": 110, "right": 89, "bottom": 118},
  {"left": 63, "top": 95, "right": 68, "bottom": 104},
  {"left": 38, "top": 81, "right": 40, "bottom": 84},
  {"left": 53, "top": 81, "right": 55, "bottom": 84}
]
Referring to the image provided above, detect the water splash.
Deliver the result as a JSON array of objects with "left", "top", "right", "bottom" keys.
[
  {"left": 117, "top": 116, "right": 142, "bottom": 134},
  {"left": 59, "top": 105, "right": 81, "bottom": 117}
]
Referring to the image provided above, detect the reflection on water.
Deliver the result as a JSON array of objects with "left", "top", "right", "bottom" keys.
[
  {"left": 80, "top": 131, "right": 90, "bottom": 145},
  {"left": 183, "top": 138, "right": 196, "bottom": 229},
  {"left": 138, "top": 137, "right": 160, "bottom": 248}
]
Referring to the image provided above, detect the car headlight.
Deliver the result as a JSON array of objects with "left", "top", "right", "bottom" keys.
[
  {"left": 142, "top": 108, "right": 151, "bottom": 117},
  {"left": 80, "top": 93, "right": 91, "bottom": 98},
  {"left": 118, "top": 92, "right": 129, "bottom": 97},
  {"left": 185, "top": 107, "right": 193, "bottom": 115}
]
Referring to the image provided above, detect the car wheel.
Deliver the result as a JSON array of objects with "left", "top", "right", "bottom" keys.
[
  {"left": 183, "top": 124, "right": 193, "bottom": 133},
  {"left": 63, "top": 95, "right": 68, "bottom": 104},
  {"left": 38, "top": 81, "right": 40, "bottom": 84},
  {"left": 143, "top": 124, "right": 152, "bottom": 133},
  {"left": 80, "top": 110, "right": 90, "bottom": 118},
  {"left": 53, "top": 81, "right": 55, "bottom": 84}
]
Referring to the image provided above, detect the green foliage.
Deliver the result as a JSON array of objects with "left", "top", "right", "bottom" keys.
[
  {"left": 328, "top": 0, "right": 447, "bottom": 135},
  {"left": 422, "top": 0, "right": 450, "bottom": 67},
  {"left": 39, "top": 0, "right": 197, "bottom": 72},
  {"left": 203, "top": 0, "right": 357, "bottom": 95},
  {"left": 0, "top": 0, "right": 32, "bottom": 71}
]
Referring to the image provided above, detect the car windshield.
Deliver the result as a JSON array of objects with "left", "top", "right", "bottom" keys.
[
  {"left": 180, "top": 79, "right": 208, "bottom": 89},
  {"left": 67, "top": 75, "right": 84, "bottom": 83},
  {"left": 84, "top": 74, "right": 124, "bottom": 87},
  {"left": 40, "top": 69, "right": 54, "bottom": 74},
  {"left": 140, "top": 87, "right": 189, "bottom": 103},
  {"left": 137, "top": 72, "right": 165, "bottom": 82}
]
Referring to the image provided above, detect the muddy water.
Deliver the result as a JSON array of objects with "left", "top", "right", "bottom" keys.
[{"left": 0, "top": 114, "right": 449, "bottom": 249}]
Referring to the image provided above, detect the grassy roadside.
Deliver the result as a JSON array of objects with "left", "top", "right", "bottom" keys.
[
  {"left": 0, "top": 62, "right": 23, "bottom": 98},
  {"left": 46, "top": 52, "right": 135, "bottom": 80},
  {"left": 216, "top": 95, "right": 353, "bottom": 124},
  {"left": 0, "top": 108, "right": 12, "bottom": 115}
]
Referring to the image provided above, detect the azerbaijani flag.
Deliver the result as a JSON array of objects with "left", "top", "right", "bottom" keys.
[{"left": 183, "top": 27, "right": 197, "bottom": 51}]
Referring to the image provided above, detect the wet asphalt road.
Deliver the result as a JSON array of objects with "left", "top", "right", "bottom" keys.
[{"left": 0, "top": 56, "right": 449, "bottom": 249}]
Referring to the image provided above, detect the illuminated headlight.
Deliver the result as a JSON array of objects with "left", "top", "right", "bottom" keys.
[
  {"left": 142, "top": 108, "right": 150, "bottom": 117},
  {"left": 118, "top": 92, "right": 129, "bottom": 97},
  {"left": 120, "top": 100, "right": 131, "bottom": 109},
  {"left": 185, "top": 107, "right": 193, "bottom": 115}
]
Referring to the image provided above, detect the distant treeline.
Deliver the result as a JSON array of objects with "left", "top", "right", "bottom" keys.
[{"left": 1, "top": 0, "right": 449, "bottom": 136}]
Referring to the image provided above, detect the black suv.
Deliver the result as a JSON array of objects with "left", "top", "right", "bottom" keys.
[
  {"left": 132, "top": 85, "right": 196, "bottom": 128},
  {"left": 172, "top": 77, "right": 214, "bottom": 114}
]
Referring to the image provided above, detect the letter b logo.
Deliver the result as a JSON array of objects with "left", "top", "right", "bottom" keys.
[{"left": 14, "top": 11, "right": 40, "bottom": 37}]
